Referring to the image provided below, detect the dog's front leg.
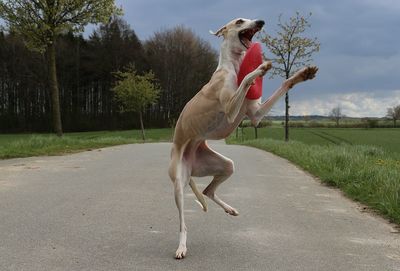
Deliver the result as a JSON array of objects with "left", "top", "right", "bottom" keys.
[
  {"left": 247, "top": 66, "right": 318, "bottom": 126},
  {"left": 222, "top": 61, "right": 272, "bottom": 123}
]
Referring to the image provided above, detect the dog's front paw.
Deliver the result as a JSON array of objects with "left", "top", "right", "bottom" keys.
[
  {"left": 293, "top": 66, "right": 318, "bottom": 82},
  {"left": 258, "top": 61, "right": 272, "bottom": 76},
  {"left": 175, "top": 245, "right": 187, "bottom": 259},
  {"left": 302, "top": 66, "right": 318, "bottom": 81}
]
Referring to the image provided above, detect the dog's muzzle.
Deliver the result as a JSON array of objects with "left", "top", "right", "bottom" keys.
[{"left": 239, "top": 20, "right": 265, "bottom": 49}]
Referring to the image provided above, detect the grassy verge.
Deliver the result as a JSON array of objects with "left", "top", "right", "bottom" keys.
[
  {"left": 0, "top": 128, "right": 173, "bottom": 159},
  {"left": 227, "top": 137, "right": 400, "bottom": 224}
]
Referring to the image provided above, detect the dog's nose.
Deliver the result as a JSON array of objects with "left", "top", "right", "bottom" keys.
[{"left": 255, "top": 20, "right": 265, "bottom": 28}]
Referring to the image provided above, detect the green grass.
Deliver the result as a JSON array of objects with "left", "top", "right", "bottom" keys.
[
  {"left": 0, "top": 128, "right": 173, "bottom": 159},
  {"left": 227, "top": 136, "right": 400, "bottom": 224},
  {"left": 233, "top": 127, "right": 400, "bottom": 154}
]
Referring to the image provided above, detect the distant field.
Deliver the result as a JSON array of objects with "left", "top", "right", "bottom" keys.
[
  {"left": 269, "top": 118, "right": 397, "bottom": 128},
  {"left": 232, "top": 127, "right": 400, "bottom": 155},
  {"left": 0, "top": 128, "right": 173, "bottom": 159}
]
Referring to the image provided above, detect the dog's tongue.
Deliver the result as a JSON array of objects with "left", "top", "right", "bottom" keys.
[{"left": 237, "top": 42, "right": 263, "bottom": 100}]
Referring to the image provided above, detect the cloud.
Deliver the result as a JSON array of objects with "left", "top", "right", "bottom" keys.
[{"left": 269, "top": 90, "right": 400, "bottom": 117}]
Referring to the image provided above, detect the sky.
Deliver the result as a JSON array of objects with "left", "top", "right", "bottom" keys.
[
  {"left": 2, "top": 1, "right": 398, "bottom": 117},
  {"left": 100, "top": 0, "right": 400, "bottom": 117}
]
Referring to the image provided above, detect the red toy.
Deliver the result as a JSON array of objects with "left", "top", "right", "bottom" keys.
[{"left": 237, "top": 42, "right": 263, "bottom": 100}]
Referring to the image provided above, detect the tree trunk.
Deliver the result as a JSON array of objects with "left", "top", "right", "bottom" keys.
[
  {"left": 285, "top": 93, "right": 289, "bottom": 142},
  {"left": 46, "top": 41, "right": 63, "bottom": 137},
  {"left": 139, "top": 111, "right": 146, "bottom": 141},
  {"left": 254, "top": 126, "right": 258, "bottom": 139}
]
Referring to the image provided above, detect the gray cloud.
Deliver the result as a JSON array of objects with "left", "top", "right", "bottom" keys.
[
  {"left": 286, "top": 90, "right": 400, "bottom": 117},
  {"left": 88, "top": 0, "right": 400, "bottom": 116}
]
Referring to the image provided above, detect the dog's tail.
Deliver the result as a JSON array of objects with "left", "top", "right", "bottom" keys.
[{"left": 189, "top": 178, "right": 207, "bottom": 212}]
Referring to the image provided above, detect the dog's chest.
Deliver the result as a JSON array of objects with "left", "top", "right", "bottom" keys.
[
  {"left": 206, "top": 111, "right": 225, "bottom": 132},
  {"left": 204, "top": 111, "right": 242, "bottom": 139}
]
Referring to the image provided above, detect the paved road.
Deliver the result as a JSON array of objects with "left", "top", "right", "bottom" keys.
[{"left": 0, "top": 142, "right": 399, "bottom": 271}]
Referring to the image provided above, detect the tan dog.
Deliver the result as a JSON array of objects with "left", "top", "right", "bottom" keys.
[{"left": 168, "top": 18, "right": 318, "bottom": 259}]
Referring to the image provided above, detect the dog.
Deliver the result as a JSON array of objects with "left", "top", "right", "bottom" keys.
[{"left": 168, "top": 18, "right": 318, "bottom": 259}]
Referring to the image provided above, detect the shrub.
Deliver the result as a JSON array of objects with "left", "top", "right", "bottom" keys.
[
  {"left": 258, "top": 120, "right": 272, "bottom": 127},
  {"left": 362, "top": 118, "right": 379, "bottom": 129}
]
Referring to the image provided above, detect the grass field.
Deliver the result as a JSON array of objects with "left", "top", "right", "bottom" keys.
[
  {"left": 228, "top": 127, "right": 400, "bottom": 224},
  {"left": 232, "top": 127, "right": 400, "bottom": 154},
  {"left": 0, "top": 128, "right": 173, "bottom": 159}
]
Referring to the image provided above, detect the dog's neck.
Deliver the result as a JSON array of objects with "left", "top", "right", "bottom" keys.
[{"left": 216, "top": 40, "right": 245, "bottom": 76}]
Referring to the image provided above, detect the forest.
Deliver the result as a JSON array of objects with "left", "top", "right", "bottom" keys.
[{"left": 0, "top": 16, "right": 217, "bottom": 132}]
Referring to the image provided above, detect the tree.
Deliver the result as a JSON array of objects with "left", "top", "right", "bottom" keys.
[
  {"left": 329, "top": 106, "right": 345, "bottom": 127},
  {"left": 0, "top": 0, "right": 120, "bottom": 136},
  {"left": 90, "top": 15, "right": 147, "bottom": 78},
  {"left": 0, "top": 30, "right": 49, "bottom": 132},
  {"left": 386, "top": 105, "right": 400, "bottom": 127},
  {"left": 145, "top": 26, "right": 217, "bottom": 126},
  {"left": 259, "top": 12, "right": 320, "bottom": 141},
  {"left": 113, "top": 65, "right": 160, "bottom": 141}
]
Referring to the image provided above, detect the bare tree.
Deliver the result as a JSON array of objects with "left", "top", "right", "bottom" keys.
[
  {"left": 259, "top": 12, "right": 320, "bottom": 141},
  {"left": 386, "top": 105, "right": 400, "bottom": 127},
  {"left": 329, "top": 106, "right": 345, "bottom": 127}
]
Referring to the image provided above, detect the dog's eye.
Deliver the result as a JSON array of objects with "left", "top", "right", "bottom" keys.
[{"left": 235, "top": 19, "right": 244, "bottom": 25}]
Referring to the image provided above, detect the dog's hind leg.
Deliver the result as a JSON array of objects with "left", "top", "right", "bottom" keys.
[
  {"left": 169, "top": 144, "right": 191, "bottom": 259},
  {"left": 204, "top": 174, "right": 238, "bottom": 216},
  {"left": 191, "top": 142, "right": 238, "bottom": 216},
  {"left": 173, "top": 169, "right": 188, "bottom": 259}
]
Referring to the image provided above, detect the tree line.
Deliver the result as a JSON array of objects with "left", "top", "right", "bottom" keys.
[
  {"left": 0, "top": 16, "right": 217, "bottom": 133},
  {"left": 1, "top": 4, "right": 323, "bottom": 141}
]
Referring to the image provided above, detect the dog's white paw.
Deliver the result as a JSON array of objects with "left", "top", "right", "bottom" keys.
[
  {"left": 175, "top": 245, "right": 187, "bottom": 259},
  {"left": 258, "top": 61, "right": 272, "bottom": 76}
]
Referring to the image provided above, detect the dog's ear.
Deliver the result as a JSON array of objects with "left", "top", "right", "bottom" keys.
[{"left": 209, "top": 26, "right": 227, "bottom": 37}]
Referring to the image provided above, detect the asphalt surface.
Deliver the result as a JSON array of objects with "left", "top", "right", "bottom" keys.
[{"left": 0, "top": 141, "right": 399, "bottom": 271}]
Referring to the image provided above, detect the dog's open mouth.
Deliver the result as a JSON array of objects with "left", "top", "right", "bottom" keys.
[{"left": 239, "top": 27, "right": 261, "bottom": 49}]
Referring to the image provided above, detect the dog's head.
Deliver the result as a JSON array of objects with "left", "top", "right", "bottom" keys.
[{"left": 210, "top": 18, "right": 265, "bottom": 51}]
